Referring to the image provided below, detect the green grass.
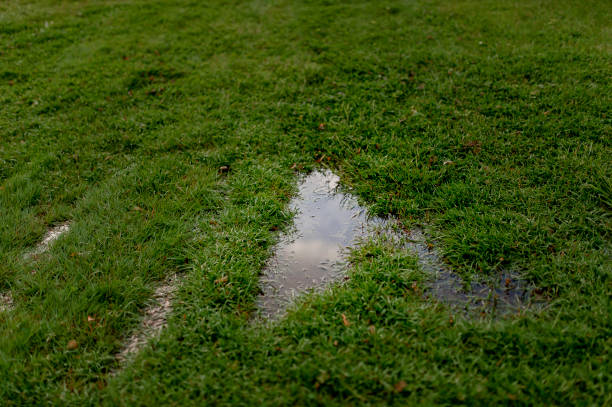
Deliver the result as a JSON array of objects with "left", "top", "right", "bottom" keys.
[{"left": 0, "top": 0, "right": 610, "bottom": 404}]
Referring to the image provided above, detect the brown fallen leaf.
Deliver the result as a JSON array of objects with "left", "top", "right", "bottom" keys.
[
  {"left": 462, "top": 139, "right": 482, "bottom": 154},
  {"left": 214, "top": 275, "right": 228, "bottom": 284},
  {"left": 394, "top": 380, "right": 407, "bottom": 392},
  {"left": 341, "top": 313, "right": 350, "bottom": 327},
  {"left": 67, "top": 340, "right": 78, "bottom": 350}
]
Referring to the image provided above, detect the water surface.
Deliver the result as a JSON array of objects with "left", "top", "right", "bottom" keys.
[
  {"left": 256, "top": 170, "right": 383, "bottom": 319},
  {"left": 256, "top": 170, "right": 542, "bottom": 320}
]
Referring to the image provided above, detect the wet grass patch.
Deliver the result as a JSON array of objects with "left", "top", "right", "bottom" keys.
[{"left": 0, "top": 0, "right": 610, "bottom": 404}]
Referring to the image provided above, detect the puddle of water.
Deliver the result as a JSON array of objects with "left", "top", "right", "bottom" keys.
[
  {"left": 116, "top": 274, "right": 179, "bottom": 364},
  {"left": 256, "top": 170, "right": 542, "bottom": 320},
  {"left": 26, "top": 222, "right": 71, "bottom": 258},
  {"left": 402, "top": 228, "right": 543, "bottom": 315},
  {"left": 256, "top": 170, "right": 385, "bottom": 319}
]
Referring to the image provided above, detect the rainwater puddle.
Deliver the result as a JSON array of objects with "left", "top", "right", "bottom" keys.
[
  {"left": 403, "top": 228, "right": 545, "bottom": 315},
  {"left": 256, "top": 170, "right": 542, "bottom": 320},
  {"left": 256, "top": 170, "right": 385, "bottom": 319}
]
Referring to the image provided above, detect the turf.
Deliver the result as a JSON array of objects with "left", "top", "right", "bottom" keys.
[{"left": 0, "top": 0, "right": 610, "bottom": 405}]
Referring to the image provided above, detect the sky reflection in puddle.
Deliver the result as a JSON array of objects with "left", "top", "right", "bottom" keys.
[
  {"left": 256, "top": 170, "right": 542, "bottom": 320},
  {"left": 256, "top": 170, "right": 382, "bottom": 319}
]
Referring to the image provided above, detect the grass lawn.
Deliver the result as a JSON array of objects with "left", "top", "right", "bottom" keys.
[{"left": 0, "top": 0, "right": 610, "bottom": 404}]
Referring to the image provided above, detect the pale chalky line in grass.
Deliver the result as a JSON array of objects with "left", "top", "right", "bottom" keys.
[
  {"left": 26, "top": 222, "right": 72, "bottom": 259},
  {"left": 2, "top": 222, "right": 73, "bottom": 312},
  {"left": 115, "top": 274, "right": 180, "bottom": 364},
  {"left": 0, "top": 292, "right": 14, "bottom": 313}
]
